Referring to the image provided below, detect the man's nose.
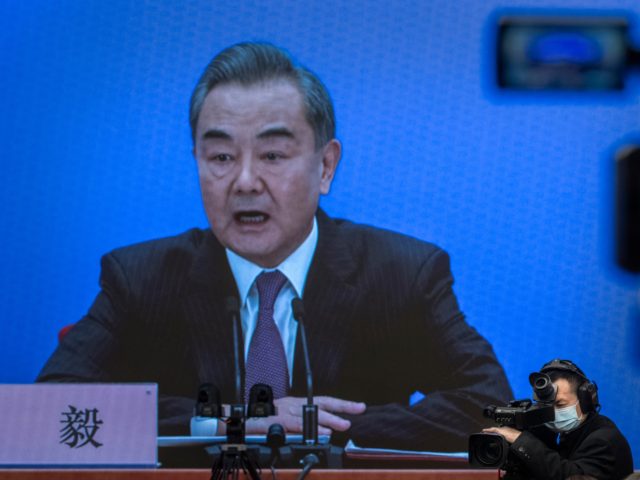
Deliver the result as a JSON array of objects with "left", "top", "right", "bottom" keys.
[{"left": 234, "top": 156, "right": 263, "bottom": 193}]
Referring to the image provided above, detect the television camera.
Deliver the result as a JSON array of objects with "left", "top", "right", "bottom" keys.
[{"left": 468, "top": 371, "right": 557, "bottom": 471}]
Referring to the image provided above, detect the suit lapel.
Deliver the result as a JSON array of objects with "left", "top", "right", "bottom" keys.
[
  {"left": 181, "top": 231, "right": 241, "bottom": 399},
  {"left": 291, "top": 211, "right": 363, "bottom": 396}
]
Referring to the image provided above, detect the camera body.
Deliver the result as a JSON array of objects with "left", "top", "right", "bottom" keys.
[
  {"left": 469, "top": 373, "right": 557, "bottom": 470},
  {"left": 484, "top": 399, "right": 554, "bottom": 430}
]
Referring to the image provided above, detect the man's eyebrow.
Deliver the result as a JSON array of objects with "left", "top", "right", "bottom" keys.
[
  {"left": 256, "top": 127, "right": 295, "bottom": 140},
  {"left": 201, "top": 129, "right": 232, "bottom": 141}
]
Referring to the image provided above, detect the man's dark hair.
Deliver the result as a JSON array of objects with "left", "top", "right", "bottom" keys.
[
  {"left": 547, "top": 370, "right": 583, "bottom": 395},
  {"left": 189, "top": 42, "right": 335, "bottom": 150}
]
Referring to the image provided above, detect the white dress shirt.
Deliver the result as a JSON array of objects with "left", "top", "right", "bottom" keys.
[
  {"left": 191, "top": 218, "right": 318, "bottom": 436},
  {"left": 226, "top": 217, "right": 318, "bottom": 378}
]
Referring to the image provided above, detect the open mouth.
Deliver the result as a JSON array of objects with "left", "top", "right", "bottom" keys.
[{"left": 234, "top": 211, "right": 270, "bottom": 224}]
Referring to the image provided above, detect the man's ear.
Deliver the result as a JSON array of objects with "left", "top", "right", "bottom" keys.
[{"left": 319, "top": 139, "right": 341, "bottom": 195}]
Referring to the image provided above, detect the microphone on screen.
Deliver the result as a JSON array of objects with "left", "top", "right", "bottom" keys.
[
  {"left": 291, "top": 298, "right": 318, "bottom": 445},
  {"left": 226, "top": 296, "right": 244, "bottom": 406}
]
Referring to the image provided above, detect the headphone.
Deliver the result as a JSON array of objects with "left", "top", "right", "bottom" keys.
[{"left": 539, "top": 359, "right": 600, "bottom": 414}]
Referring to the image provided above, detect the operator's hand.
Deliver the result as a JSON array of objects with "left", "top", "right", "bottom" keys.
[
  {"left": 483, "top": 426, "right": 522, "bottom": 444},
  {"left": 243, "top": 396, "right": 366, "bottom": 435}
]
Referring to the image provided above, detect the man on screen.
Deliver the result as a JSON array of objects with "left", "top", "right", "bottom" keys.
[{"left": 38, "top": 42, "right": 512, "bottom": 451}]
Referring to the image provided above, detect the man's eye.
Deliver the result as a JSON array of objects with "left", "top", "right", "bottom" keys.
[
  {"left": 211, "top": 154, "right": 232, "bottom": 162},
  {"left": 264, "top": 152, "right": 282, "bottom": 161}
]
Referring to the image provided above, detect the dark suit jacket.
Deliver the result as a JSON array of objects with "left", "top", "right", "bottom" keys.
[{"left": 38, "top": 210, "right": 513, "bottom": 451}]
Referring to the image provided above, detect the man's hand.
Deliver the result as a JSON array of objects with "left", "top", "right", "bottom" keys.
[
  {"left": 243, "top": 396, "right": 366, "bottom": 435},
  {"left": 483, "top": 426, "right": 522, "bottom": 444}
]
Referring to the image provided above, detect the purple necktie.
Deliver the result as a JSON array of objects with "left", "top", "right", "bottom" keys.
[{"left": 244, "top": 270, "right": 289, "bottom": 401}]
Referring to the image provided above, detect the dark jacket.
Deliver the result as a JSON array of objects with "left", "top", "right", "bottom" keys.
[
  {"left": 509, "top": 413, "right": 633, "bottom": 480},
  {"left": 37, "top": 210, "right": 513, "bottom": 450}
]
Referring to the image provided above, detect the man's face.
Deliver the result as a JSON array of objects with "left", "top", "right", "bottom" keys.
[
  {"left": 193, "top": 80, "right": 340, "bottom": 267},
  {"left": 553, "top": 378, "right": 583, "bottom": 418}
]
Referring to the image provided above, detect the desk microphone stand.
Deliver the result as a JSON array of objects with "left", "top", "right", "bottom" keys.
[
  {"left": 206, "top": 298, "right": 267, "bottom": 480},
  {"left": 282, "top": 299, "right": 344, "bottom": 471},
  {"left": 208, "top": 404, "right": 262, "bottom": 480}
]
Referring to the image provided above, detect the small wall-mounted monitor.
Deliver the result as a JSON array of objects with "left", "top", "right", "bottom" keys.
[{"left": 497, "top": 15, "right": 633, "bottom": 90}]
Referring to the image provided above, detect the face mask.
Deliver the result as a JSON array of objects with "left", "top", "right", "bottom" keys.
[{"left": 545, "top": 403, "right": 582, "bottom": 433}]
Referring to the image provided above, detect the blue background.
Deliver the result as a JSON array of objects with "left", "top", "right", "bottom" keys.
[{"left": 1, "top": 0, "right": 639, "bottom": 464}]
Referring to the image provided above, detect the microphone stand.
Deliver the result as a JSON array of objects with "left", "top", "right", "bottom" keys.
[
  {"left": 298, "top": 298, "right": 318, "bottom": 445},
  {"left": 281, "top": 299, "right": 343, "bottom": 472},
  {"left": 208, "top": 297, "right": 262, "bottom": 480}
]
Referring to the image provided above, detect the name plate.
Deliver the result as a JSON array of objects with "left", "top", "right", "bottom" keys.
[{"left": 0, "top": 384, "right": 157, "bottom": 467}]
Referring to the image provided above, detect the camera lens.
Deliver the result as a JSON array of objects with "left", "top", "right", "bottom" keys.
[
  {"left": 477, "top": 439, "right": 505, "bottom": 465},
  {"left": 469, "top": 433, "right": 509, "bottom": 468}
]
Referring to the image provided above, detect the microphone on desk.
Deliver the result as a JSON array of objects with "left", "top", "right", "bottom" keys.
[
  {"left": 266, "top": 423, "right": 286, "bottom": 468},
  {"left": 286, "top": 298, "right": 342, "bottom": 469},
  {"left": 298, "top": 453, "right": 320, "bottom": 480},
  {"left": 226, "top": 296, "right": 244, "bottom": 406},
  {"left": 225, "top": 296, "right": 246, "bottom": 445},
  {"left": 203, "top": 298, "right": 262, "bottom": 480},
  {"left": 291, "top": 298, "right": 318, "bottom": 445}
]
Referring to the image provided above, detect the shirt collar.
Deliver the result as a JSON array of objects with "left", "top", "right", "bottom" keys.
[{"left": 225, "top": 217, "right": 319, "bottom": 306}]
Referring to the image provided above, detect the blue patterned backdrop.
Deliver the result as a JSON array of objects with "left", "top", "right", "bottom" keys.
[{"left": 1, "top": 0, "right": 639, "bottom": 464}]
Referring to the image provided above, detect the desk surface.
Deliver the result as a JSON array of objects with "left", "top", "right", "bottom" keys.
[{"left": 0, "top": 469, "right": 500, "bottom": 479}]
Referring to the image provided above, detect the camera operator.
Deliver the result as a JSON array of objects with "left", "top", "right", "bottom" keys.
[{"left": 483, "top": 359, "right": 633, "bottom": 480}]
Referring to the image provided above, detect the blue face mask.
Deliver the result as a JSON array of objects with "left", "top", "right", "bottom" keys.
[{"left": 545, "top": 403, "right": 582, "bottom": 433}]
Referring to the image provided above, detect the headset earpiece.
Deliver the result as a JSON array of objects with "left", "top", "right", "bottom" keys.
[{"left": 577, "top": 380, "right": 599, "bottom": 414}]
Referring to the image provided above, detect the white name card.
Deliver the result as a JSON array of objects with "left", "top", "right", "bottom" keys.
[{"left": 0, "top": 384, "right": 157, "bottom": 467}]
